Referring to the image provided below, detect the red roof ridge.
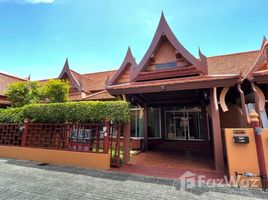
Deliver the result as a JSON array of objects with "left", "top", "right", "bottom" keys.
[
  {"left": 83, "top": 69, "right": 117, "bottom": 76},
  {"left": 0, "top": 71, "right": 28, "bottom": 81},
  {"left": 207, "top": 50, "right": 259, "bottom": 59}
]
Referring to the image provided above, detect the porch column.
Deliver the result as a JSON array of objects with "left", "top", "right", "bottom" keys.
[
  {"left": 123, "top": 121, "right": 131, "bottom": 163},
  {"left": 249, "top": 110, "right": 268, "bottom": 188},
  {"left": 210, "top": 88, "right": 225, "bottom": 171},
  {"left": 143, "top": 105, "right": 148, "bottom": 151},
  {"left": 201, "top": 103, "right": 209, "bottom": 144}
]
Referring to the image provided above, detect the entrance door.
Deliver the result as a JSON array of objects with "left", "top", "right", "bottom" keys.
[{"left": 165, "top": 107, "right": 203, "bottom": 140}]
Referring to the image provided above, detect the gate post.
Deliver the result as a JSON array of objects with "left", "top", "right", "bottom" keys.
[
  {"left": 103, "top": 120, "right": 110, "bottom": 154},
  {"left": 249, "top": 110, "right": 268, "bottom": 187},
  {"left": 21, "top": 119, "right": 29, "bottom": 147}
]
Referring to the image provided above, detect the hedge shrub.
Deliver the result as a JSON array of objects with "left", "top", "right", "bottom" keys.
[
  {"left": 0, "top": 101, "right": 130, "bottom": 123},
  {"left": 0, "top": 107, "right": 24, "bottom": 123}
]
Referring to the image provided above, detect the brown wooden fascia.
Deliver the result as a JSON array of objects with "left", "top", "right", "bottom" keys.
[
  {"left": 107, "top": 76, "right": 240, "bottom": 95},
  {"left": 135, "top": 66, "right": 201, "bottom": 82}
]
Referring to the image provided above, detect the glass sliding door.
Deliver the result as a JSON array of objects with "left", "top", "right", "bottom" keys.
[
  {"left": 130, "top": 107, "right": 144, "bottom": 138},
  {"left": 148, "top": 107, "right": 161, "bottom": 138},
  {"left": 165, "top": 106, "right": 204, "bottom": 140}
]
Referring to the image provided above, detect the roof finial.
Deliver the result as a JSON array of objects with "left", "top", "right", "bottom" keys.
[
  {"left": 64, "top": 57, "right": 69, "bottom": 69},
  {"left": 261, "top": 35, "right": 267, "bottom": 49}
]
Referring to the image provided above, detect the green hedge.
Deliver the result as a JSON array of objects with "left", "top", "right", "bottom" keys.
[
  {"left": 0, "top": 101, "right": 130, "bottom": 123},
  {"left": 0, "top": 107, "right": 24, "bottom": 123}
]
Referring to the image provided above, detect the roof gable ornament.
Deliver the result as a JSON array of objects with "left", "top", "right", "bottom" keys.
[
  {"left": 108, "top": 47, "right": 137, "bottom": 85},
  {"left": 243, "top": 36, "right": 268, "bottom": 81},
  {"left": 261, "top": 36, "right": 267, "bottom": 49},
  {"left": 132, "top": 12, "right": 207, "bottom": 81},
  {"left": 58, "top": 58, "right": 82, "bottom": 91}
]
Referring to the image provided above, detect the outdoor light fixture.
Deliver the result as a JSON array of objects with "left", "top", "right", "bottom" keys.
[
  {"left": 203, "top": 90, "right": 209, "bottom": 100},
  {"left": 160, "top": 85, "right": 166, "bottom": 91}
]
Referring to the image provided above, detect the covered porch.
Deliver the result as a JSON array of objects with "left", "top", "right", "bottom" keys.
[{"left": 109, "top": 74, "right": 240, "bottom": 172}]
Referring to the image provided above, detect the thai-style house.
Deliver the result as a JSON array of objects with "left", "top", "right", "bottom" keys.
[
  {"left": 0, "top": 72, "right": 28, "bottom": 107},
  {"left": 106, "top": 13, "right": 267, "bottom": 171},
  {"left": 1, "top": 13, "right": 268, "bottom": 173}
]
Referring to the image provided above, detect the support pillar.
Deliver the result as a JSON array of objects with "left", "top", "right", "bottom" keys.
[
  {"left": 210, "top": 88, "right": 225, "bottom": 171},
  {"left": 143, "top": 105, "right": 148, "bottom": 151},
  {"left": 249, "top": 110, "right": 268, "bottom": 187},
  {"left": 123, "top": 122, "right": 131, "bottom": 163}
]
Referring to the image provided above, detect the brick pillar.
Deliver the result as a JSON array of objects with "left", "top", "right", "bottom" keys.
[
  {"left": 123, "top": 122, "right": 131, "bottom": 163},
  {"left": 249, "top": 109, "right": 267, "bottom": 186},
  {"left": 21, "top": 119, "right": 29, "bottom": 147}
]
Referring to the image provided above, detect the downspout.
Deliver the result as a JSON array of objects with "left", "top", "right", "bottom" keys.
[
  {"left": 237, "top": 84, "right": 250, "bottom": 126},
  {"left": 251, "top": 81, "right": 263, "bottom": 127}
]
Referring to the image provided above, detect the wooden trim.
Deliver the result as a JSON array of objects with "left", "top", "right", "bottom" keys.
[
  {"left": 237, "top": 84, "right": 249, "bottom": 125},
  {"left": 135, "top": 66, "right": 201, "bottom": 81},
  {"left": 108, "top": 77, "right": 239, "bottom": 95}
]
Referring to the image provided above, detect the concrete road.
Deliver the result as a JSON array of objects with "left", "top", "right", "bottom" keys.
[{"left": 0, "top": 158, "right": 267, "bottom": 200}]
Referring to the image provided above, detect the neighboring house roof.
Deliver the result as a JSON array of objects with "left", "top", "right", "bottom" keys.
[
  {"left": 0, "top": 72, "right": 27, "bottom": 96},
  {"left": 83, "top": 70, "right": 117, "bottom": 92},
  {"left": 82, "top": 90, "right": 115, "bottom": 101}
]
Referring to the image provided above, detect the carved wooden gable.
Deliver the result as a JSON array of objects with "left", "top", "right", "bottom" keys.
[{"left": 145, "top": 40, "right": 191, "bottom": 72}]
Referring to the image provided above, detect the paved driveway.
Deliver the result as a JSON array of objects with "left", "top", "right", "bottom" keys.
[{"left": 0, "top": 158, "right": 267, "bottom": 200}]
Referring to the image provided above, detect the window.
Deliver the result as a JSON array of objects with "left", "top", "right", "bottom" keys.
[
  {"left": 155, "top": 61, "right": 177, "bottom": 70},
  {"left": 130, "top": 107, "right": 144, "bottom": 138}
]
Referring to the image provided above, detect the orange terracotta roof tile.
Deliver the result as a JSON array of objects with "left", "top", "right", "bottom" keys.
[
  {"left": 82, "top": 90, "right": 115, "bottom": 100},
  {"left": 83, "top": 70, "right": 117, "bottom": 91},
  {"left": 0, "top": 72, "right": 27, "bottom": 96},
  {"left": 207, "top": 50, "right": 259, "bottom": 76}
]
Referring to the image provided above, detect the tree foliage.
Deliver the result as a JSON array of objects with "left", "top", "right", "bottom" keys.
[
  {"left": 42, "top": 79, "right": 69, "bottom": 103},
  {"left": 5, "top": 81, "right": 42, "bottom": 107},
  {"left": 5, "top": 79, "right": 69, "bottom": 107}
]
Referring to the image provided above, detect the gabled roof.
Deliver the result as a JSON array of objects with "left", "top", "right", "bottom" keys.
[
  {"left": 58, "top": 58, "right": 82, "bottom": 91},
  {"left": 244, "top": 37, "right": 268, "bottom": 80},
  {"left": 108, "top": 47, "right": 137, "bottom": 85},
  {"left": 132, "top": 12, "right": 207, "bottom": 81}
]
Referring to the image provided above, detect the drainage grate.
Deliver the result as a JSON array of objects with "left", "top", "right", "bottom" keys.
[{"left": 37, "top": 163, "right": 49, "bottom": 166}]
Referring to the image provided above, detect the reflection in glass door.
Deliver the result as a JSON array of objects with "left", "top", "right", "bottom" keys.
[{"left": 148, "top": 107, "right": 161, "bottom": 138}]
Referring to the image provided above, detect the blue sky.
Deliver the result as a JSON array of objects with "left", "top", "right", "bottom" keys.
[{"left": 0, "top": 0, "right": 267, "bottom": 80}]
